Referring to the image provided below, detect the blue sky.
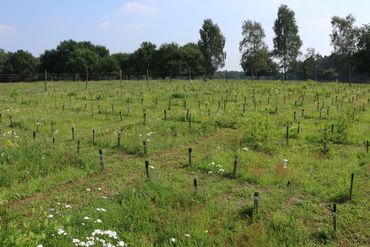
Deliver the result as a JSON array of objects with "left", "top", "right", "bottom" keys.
[{"left": 0, "top": 0, "right": 369, "bottom": 71}]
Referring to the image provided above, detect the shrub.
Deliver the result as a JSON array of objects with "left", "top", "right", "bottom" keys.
[{"left": 239, "top": 114, "right": 277, "bottom": 153}]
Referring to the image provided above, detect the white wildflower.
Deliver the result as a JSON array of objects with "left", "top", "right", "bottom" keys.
[
  {"left": 57, "top": 228, "right": 67, "bottom": 236},
  {"left": 117, "top": 241, "right": 126, "bottom": 246}
]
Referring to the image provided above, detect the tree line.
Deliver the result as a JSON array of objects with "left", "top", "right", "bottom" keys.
[
  {"left": 240, "top": 5, "right": 370, "bottom": 82},
  {"left": 0, "top": 19, "right": 225, "bottom": 82},
  {"left": 0, "top": 4, "right": 370, "bottom": 82}
]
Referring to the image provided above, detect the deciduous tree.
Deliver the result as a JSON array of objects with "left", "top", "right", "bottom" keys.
[
  {"left": 198, "top": 19, "right": 226, "bottom": 77},
  {"left": 273, "top": 4, "right": 302, "bottom": 81}
]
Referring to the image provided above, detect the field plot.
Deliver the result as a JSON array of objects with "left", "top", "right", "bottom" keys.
[{"left": 0, "top": 80, "right": 369, "bottom": 246}]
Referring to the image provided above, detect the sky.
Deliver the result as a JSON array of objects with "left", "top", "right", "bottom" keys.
[{"left": 0, "top": 0, "right": 369, "bottom": 71}]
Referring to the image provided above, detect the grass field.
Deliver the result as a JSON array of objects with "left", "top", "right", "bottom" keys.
[{"left": 0, "top": 79, "right": 369, "bottom": 246}]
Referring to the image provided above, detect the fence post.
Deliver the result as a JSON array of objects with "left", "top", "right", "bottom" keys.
[
  {"left": 188, "top": 114, "right": 192, "bottom": 130},
  {"left": 77, "top": 140, "right": 80, "bottom": 155},
  {"left": 145, "top": 160, "right": 150, "bottom": 179},
  {"left": 72, "top": 126, "right": 75, "bottom": 141},
  {"left": 119, "top": 69, "right": 122, "bottom": 86},
  {"left": 349, "top": 173, "right": 354, "bottom": 201},
  {"left": 117, "top": 131, "right": 121, "bottom": 147},
  {"left": 188, "top": 148, "right": 192, "bottom": 166},
  {"left": 92, "top": 129, "right": 95, "bottom": 144},
  {"left": 193, "top": 178, "right": 198, "bottom": 191},
  {"left": 99, "top": 149, "right": 104, "bottom": 171},
  {"left": 286, "top": 124, "right": 289, "bottom": 145},
  {"left": 232, "top": 155, "right": 238, "bottom": 178},
  {"left": 143, "top": 140, "right": 148, "bottom": 155},
  {"left": 332, "top": 203, "right": 337, "bottom": 233},
  {"left": 254, "top": 192, "right": 259, "bottom": 215},
  {"left": 44, "top": 70, "right": 48, "bottom": 92}
]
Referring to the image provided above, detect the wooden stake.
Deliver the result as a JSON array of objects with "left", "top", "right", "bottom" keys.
[
  {"left": 286, "top": 125, "right": 289, "bottom": 145},
  {"left": 349, "top": 173, "right": 354, "bottom": 201},
  {"left": 188, "top": 114, "right": 192, "bottom": 130},
  {"left": 77, "top": 140, "right": 80, "bottom": 155},
  {"left": 92, "top": 129, "right": 95, "bottom": 144},
  {"left": 232, "top": 155, "right": 238, "bottom": 178},
  {"left": 99, "top": 149, "right": 104, "bottom": 170},
  {"left": 332, "top": 203, "right": 337, "bottom": 233},
  {"left": 193, "top": 178, "right": 198, "bottom": 191},
  {"left": 145, "top": 160, "right": 150, "bottom": 179},
  {"left": 188, "top": 148, "right": 192, "bottom": 166},
  {"left": 254, "top": 192, "right": 259, "bottom": 214},
  {"left": 117, "top": 131, "right": 121, "bottom": 147},
  {"left": 143, "top": 140, "right": 148, "bottom": 155},
  {"left": 71, "top": 126, "right": 75, "bottom": 140}
]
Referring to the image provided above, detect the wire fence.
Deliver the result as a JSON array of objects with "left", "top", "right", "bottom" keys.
[
  {"left": 0, "top": 71, "right": 369, "bottom": 83},
  {"left": 0, "top": 71, "right": 250, "bottom": 82}
]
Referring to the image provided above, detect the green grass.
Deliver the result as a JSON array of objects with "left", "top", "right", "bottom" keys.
[{"left": 0, "top": 79, "right": 369, "bottom": 246}]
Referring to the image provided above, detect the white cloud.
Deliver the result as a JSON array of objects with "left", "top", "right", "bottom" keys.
[
  {"left": 0, "top": 23, "right": 17, "bottom": 36},
  {"left": 99, "top": 21, "right": 112, "bottom": 30},
  {"left": 120, "top": 1, "right": 157, "bottom": 14}
]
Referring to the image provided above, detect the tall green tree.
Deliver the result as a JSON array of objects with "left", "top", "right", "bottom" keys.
[
  {"left": 66, "top": 48, "right": 99, "bottom": 74},
  {"left": 0, "top": 49, "right": 8, "bottom": 74},
  {"left": 239, "top": 20, "right": 271, "bottom": 79},
  {"left": 179, "top": 43, "right": 204, "bottom": 79},
  {"left": 3, "top": 50, "right": 39, "bottom": 74},
  {"left": 302, "top": 48, "right": 321, "bottom": 80},
  {"left": 273, "top": 4, "right": 302, "bottom": 81},
  {"left": 153, "top": 42, "right": 180, "bottom": 79},
  {"left": 198, "top": 19, "right": 226, "bottom": 77},
  {"left": 134, "top": 41, "right": 157, "bottom": 76},
  {"left": 95, "top": 56, "right": 120, "bottom": 73},
  {"left": 355, "top": 24, "right": 370, "bottom": 75},
  {"left": 40, "top": 39, "right": 110, "bottom": 74},
  {"left": 330, "top": 14, "right": 358, "bottom": 82}
]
